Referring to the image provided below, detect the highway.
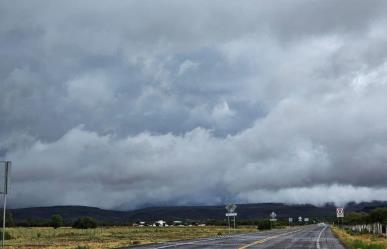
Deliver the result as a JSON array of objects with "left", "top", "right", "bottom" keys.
[{"left": 128, "top": 225, "right": 345, "bottom": 249}]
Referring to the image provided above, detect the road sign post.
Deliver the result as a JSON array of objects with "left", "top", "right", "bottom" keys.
[
  {"left": 269, "top": 212, "right": 277, "bottom": 229},
  {"left": 336, "top": 208, "right": 344, "bottom": 227},
  {"left": 225, "top": 204, "right": 237, "bottom": 233},
  {"left": 0, "top": 161, "right": 10, "bottom": 249},
  {"left": 288, "top": 217, "right": 293, "bottom": 226},
  {"left": 227, "top": 216, "right": 230, "bottom": 233},
  {"left": 225, "top": 213, "right": 237, "bottom": 230}
]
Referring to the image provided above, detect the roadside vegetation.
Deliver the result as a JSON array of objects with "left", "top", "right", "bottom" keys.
[
  {"left": 333, "top": 227, "right": 385, "bottom": 249},
  {"left": 3, "top": 226, "right": 257, "bottom": 249},
  {"left": 333, "top": 207, "right": 387, "bottom": 249}
]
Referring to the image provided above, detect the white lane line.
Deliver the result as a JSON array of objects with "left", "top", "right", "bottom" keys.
[
  {"left": 150, "top": 235, "right": 231, "bottom": 249},
  {"left": 151, "top": 231, "right": 275, "bottom": 249},
  {"left": 152, "top": 229, "right": 303, "bottom": 249},
  {"left": 316, "top": 225, "right": 328, "bottom": 249}
]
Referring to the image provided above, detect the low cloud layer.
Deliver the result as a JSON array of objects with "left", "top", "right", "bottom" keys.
[{"left": 1, "top": 0, "right": 387, "bottom": 209}]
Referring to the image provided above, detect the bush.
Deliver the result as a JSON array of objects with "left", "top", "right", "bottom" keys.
[
  {"left": 0, "top": 231, "right": 13, "bottom": 240},
  {"left": 72, "top": 217, "right": 98, "bottom": 229},
  {"left": 75, "top": 245, "right": 89, "bottom": 249},
  {"left": 257, "top": 220, "right": 272, "bottom": 230}
]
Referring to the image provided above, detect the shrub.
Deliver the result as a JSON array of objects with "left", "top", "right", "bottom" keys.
[
  {"left": 75, "top": 245, "right": 89, "bottom": 249},
  {"left": 72, "top": 217, "right": 98, "bottom": 229},
  {"left": 257, "top": 220, "right": 272, "bottom": 230},
  {"left": 0, "top": 231, "right": 13, "bottom": 240}
]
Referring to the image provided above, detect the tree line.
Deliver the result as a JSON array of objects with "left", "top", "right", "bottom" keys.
[
  {"left": 1, "top": 212, "right": 97, "bottom": 229},
  {"left": 344, "top": 207, "right": 387, "bottom": 225}
]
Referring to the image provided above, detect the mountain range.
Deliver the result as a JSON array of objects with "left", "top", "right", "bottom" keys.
[{"left": 9, "top": 201, "right": 387, "bottom": 224}]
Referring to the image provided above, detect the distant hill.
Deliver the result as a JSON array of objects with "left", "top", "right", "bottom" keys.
[
  {"left": 10, "top": 206, "right": 130, "bottom": 223},
  {"left": 9, "top": 201, "right": 387, "bottom": 224}
]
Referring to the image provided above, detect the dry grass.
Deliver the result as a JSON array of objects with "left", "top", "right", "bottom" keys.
[
  {"left": 333, "top": 227, "right": 387, "bottom": 249},
  {"left": 3, "top": 226, "right": 256, "bottom": 249}
]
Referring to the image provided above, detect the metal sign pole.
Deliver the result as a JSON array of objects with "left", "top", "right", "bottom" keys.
[
  {"left": 2, "top": 193, "right": 6, "bottom": 249},
  {"left": 228, "top": 216, "right": 230, "bottom": 233},
  {"left": 225, "top": 204, "right": 237, "bottom": 234},
  {"left": 1, "top": 161, "right": 10, "bottom": 249}
]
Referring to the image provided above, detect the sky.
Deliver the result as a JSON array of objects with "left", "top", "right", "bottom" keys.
[{"left": 1, "top": 0, "right": 387, "bottom": 210}]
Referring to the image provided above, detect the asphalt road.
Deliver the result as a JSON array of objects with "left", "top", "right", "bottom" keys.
[{"left": 128, "top": 224, "right": 345, "bottom": 249}]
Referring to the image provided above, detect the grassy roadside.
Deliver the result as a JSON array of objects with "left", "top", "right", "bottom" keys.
[
  {"left": 3, "top": 226, "right": 257, "bottom": 249},
  {"left": 332, "top": 226, "right": 386, "bottom": 249}
]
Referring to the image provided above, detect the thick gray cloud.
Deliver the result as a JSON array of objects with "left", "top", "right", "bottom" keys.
[{"left": 1, "top": 0, "right": 387, "bottom": 209}]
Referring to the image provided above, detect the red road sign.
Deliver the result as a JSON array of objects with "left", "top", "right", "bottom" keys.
[{"left": 336, "top": 208, "right": 344, "bottom": 218}]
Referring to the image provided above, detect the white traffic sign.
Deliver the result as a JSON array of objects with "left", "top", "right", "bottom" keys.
[
  {"left": 269, "top": 212, "right": 277, "bottom": 222},
  {"left": 304, "top": 218, "right": 309, "bottom": 222},
  {"left": 336, "top": 208, "right": 344, "bottom": 218},
  {"left": 0, "top": 161, "right": 11, "bottom": 248},
  {"left": 0, "top": 162, "right": 10, "bottom": 194},
  {"left": 298, "top": 216, "right": 303, "bottom": 222},
  {"left": 288, "top": 217, "right": 293, "bottom": 223},
  {"left": 225, "top": 204, "right": 237, "bottom": 213},
  {"left": 226, "top": 212, "right": 237, "bottom": 217}
]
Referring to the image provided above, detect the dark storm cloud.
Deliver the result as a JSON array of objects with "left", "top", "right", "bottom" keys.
[{"left": 1, "top": 0, "right": 387, "bottom": 209}]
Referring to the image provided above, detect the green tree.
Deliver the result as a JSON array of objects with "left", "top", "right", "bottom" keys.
[
  {"left": 369, "top": 208, "right": 387, "bottom": 224},
  {"left": 344, "top": 212, "right": 368, "bottom": 225},
  {"left": 50, "top": 214, "right": 63, "bottom": 229},
  {"left": 0, "top": 211, "right": 15, "bottom": 227},
  {"left": 72, "top": 217, "right": 97, "bottom": 229}
]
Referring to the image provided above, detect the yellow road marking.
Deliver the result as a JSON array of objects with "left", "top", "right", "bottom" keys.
[
  {"left": 238, "top": 229, "right": 303, "bottom": 249},
  {"left": 238, "top": 235, "right": 278, "bottom": 249}
]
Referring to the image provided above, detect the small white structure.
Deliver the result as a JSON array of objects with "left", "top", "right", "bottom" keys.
[
  {"left": 173, "top": 221, "right": 183, "bottom": 226},
  {"left": 154, "top": 220, "right": 167, "bottom": 227},
  {"left": 133, "top": 221, "right": 147, "bottom": 227}
]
